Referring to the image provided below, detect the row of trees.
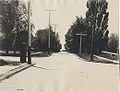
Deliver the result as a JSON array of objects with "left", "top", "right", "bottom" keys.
[
  {"left": 0, "top": 0, "right": 29, "bottom": 53},
  {"left": 0, "top": 0, "right": 62, "bottom": 53},
  {"left": 105, "top": 33, "right": 119, "bottom": 53},
  {"left": 65, "top": 0, "right": 112, "bottom": 54}
]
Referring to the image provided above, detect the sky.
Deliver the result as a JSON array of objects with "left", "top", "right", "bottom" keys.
[{"left": 22, "top": 0, "right": 119, "bottom": 49}]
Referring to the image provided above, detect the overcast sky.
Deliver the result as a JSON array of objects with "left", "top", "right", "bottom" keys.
[{"left": 23, "top": 0, "right": 119, "bottom": 48}]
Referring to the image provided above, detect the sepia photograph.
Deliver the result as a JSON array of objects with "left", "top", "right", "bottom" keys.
[{"left": 0, "top": 0, "right": 119, "bottom": 92}]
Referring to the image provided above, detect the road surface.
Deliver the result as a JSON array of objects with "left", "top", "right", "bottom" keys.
[{"left": 0, "top": 52, "right": 119, "bottom": 92}]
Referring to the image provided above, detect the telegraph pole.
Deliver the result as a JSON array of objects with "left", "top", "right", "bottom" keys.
[
  {"left": 28, "top": 0, "right": 31, "bottom": 64},
  {"left": 44, "top": 9, "right": 56, "bottom": 55},
  {"left": 90, "top": 3, "right": 97, "bottom": 61},
  {"left": 76, "top": 33, "right": 87, "bottom": 54},
  {"left": 90, "top": 20, "right": 94, "bottom": 61}
]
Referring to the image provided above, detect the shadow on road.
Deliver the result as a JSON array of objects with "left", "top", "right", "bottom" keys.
[
  {"left": 33, "top": 66, "right": 51, "bottom": 70},
  {"left": 32, "top": 65, "right": 70, "bottom": 71}
]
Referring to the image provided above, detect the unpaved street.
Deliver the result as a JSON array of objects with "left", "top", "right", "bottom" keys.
[{"left": 0, "top": 52, "right": 119, "bottom": 92}]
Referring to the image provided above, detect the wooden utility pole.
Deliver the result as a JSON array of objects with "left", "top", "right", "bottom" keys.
[
  {"left": 28, "top": 0, "right": 31, "bottom": 64},
  {"left": 90, "top": 4, "right": 97, "bottom": 61},
  {"left": 90, "top": 20, "right": 94, "bottom": 61},
  {"left": 44, "top": 9, "right": 56, "bottom": 55},
  {"left": 76, "top": 33, "right": 87, "bottom": 54}
]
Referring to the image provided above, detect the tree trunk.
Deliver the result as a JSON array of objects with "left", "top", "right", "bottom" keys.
[
  {"left": 14, "top": 46, "right": 16, "bottom": 54},
  {"left": 6, "top": 50, "right": 9, "bottom": 54},
  {"left": 14, "top": 50, "right": 16, "bottom": 54}
]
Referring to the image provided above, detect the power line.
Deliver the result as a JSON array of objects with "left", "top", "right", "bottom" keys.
[
  {"left": 44, "top": 9, "right": 56, "bottom": 55},
  {"left": 28, "top": 0, "right": 31, "bottom": 64}
]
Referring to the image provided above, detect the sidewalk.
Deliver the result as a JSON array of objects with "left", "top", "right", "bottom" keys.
[
  {"left": 78, "top": 53, "right": 119, "bottom": 64},
  {"left": 93, "top": 55, "right": 119, "bottom": 64},
  {"left": 0, "top": 56, "right": 35, "bottom": 81}
]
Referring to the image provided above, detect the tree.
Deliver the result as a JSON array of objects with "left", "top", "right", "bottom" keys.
[
  {"left": 50, "top": 29, "right": 62, "bottom": 52},
  {"left": 86, "top": 0, "right": 109, "bottom": 54},
  {"left": 65, "top": 17, "right": 91, "bottom": 53},
  {"left": 0, "top": 0, "right": 28, "bottom": 35},
  {"left": 106, "top": 33, "right": 119, "bottom": 53},
  {"left": 0, "top": 0, "right": 30, "bottom": 53},
  {"left": 32, "top": 29, "right": 48, "bottom": 51},
  {"left": 32, "top": 27, "right": 62, "bottom": 52}
]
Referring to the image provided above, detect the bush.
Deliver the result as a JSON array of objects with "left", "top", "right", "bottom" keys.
[
  {"left": 105, "top": 33, "right": 119, "bottom": 53},
  {"left": 32, "top": 27, "right": 62, "bottom": 52}
]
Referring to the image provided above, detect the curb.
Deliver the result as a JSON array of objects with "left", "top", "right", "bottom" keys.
[
  {"left": 94, "top": 55, "right": 118, "bottom": 64},
  {"left": 0, "top": 63, "right": 35, "bottom": 81}
]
